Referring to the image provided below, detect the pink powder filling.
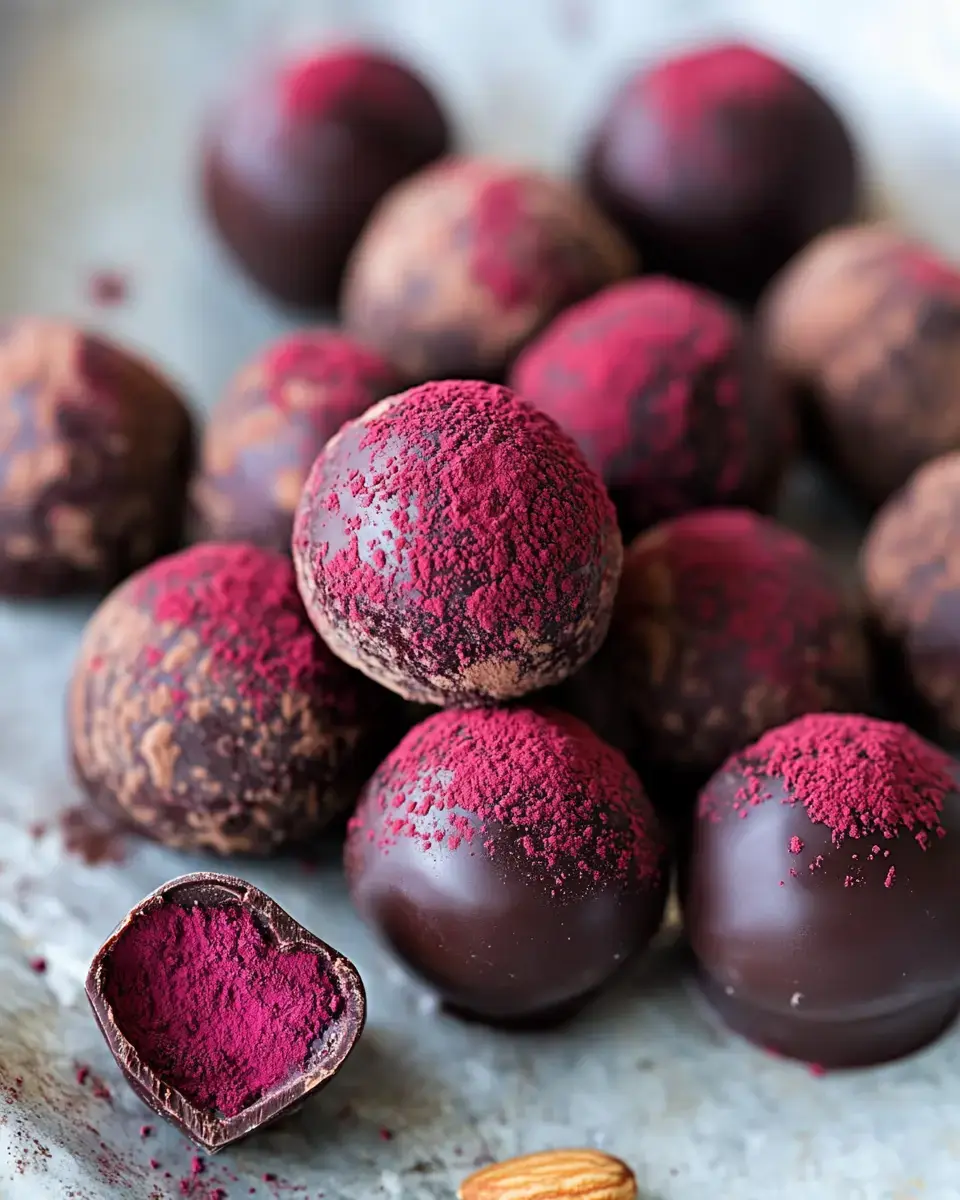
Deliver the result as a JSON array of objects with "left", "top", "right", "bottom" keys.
[
  {"left": 104, "top": 903, "right": 341, "bottom": 1117},
  {"left": 351, "top": 707, "right": 662, "bottom": 886}
]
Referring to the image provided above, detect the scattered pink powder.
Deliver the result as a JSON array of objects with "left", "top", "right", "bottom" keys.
[
  {"left": 28, "top": 957, "right": 46, "bottom": 974},
  {"left": 788, "top": 837, "right": 803, "bottom": 855},
  {"left": 87, "top": 269, "right": 130, "bottom": 307},
  {"left": 349, "top": 707, "right": 663, "bottom": 887},
  {"left": 103, "top": 902, "right": 341, "bottom": 1117},
  {"left": 885, "top": 866, "right": 897, "bottom": 888}
]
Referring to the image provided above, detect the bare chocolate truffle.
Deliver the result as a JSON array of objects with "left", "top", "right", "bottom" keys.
[
  {"left": 0, "top": 319, "right": 193, "bottom": 597},
  {"left": 761, "top": 223, "right": 960, "bottom": 505},
  {"left": 69, "top": 543, "right": 387, "bottom": 855},
  {"left": 686, "top": 714, "right": 960, "bottom": 1067},
  {"left": 510, "top": 276, "right": 792, "bottom": 537},
  {"left": 583, "top": 42, "right": 859, "bottom": 303},
  {"left": 592, "top": 509, "right": 869, "bottom": 776},
  {"left": 191, "top": 330, "right": 399, "bottom": 552},
  {"left": 202, "top": 46, "right": 450, "bottom": 307},
  {"left": 861, "top": 451, "right": 960, "bottom": 740},
  {"left": 293, "top": 380, "right": 622, "bottom": 706},
  {"left": 346, "top": 707, "right": 668, "bottom": 1022},
  {"left": 340, "top": 157, "right": 637, "bottom": 382}
]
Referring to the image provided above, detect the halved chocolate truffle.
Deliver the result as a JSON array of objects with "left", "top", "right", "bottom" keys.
[
  {"left": 69, "top": 542, "right": 387, "bottom": 854},
  {"left": 293, "top": 380, "right": 623, "bottom": 706},
  {"left": 341, "top": 157, "right": 637, "bottom": 382},
  {"left": 345, "top": 707, "right": 668, "bottom": 1022},
  {"left": 191, "top": 329, "right": 399, "bottom": 552},
  {"left": 0, "top": 319, "right": 194, "bottom": 597},
  {"left": 686, "top": 714, "right": 960, "bottom": 1067},
  {"left": 86, "top": 873, "right": 365, "bottom": 1151},
  {"left": 583, "top": 42, "right": 859, "bottom": 303}
]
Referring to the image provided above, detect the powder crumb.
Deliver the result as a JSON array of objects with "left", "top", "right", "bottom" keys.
[
  {"left": 140, "top": 1125, "right": 153, "bottom": 1138},
  {"left": 28, "top": 821, "right": 46, "bottom": 839},
  {"left": 264, "top": 1175, "right": 277, "bottom": 1183},
  {"left": 87, "top": 268, "right": 130, "bottom": 307},
  {"left": 150, "top": 1159, "right": 161, "bottom": 1170},
  {"left": 75, "top": 1066, "right": 89, "bottom": 1086},
  {"left": 885, "top": 866, "right": 897, "bottom": 888},
  {"left": 192, "top": 1157, "right": 205, "bottom": 1176},
  {"left": 28, "top": 957, "right": 46, "bottom": 973},
  {"left": 379, "top": 1127, "right": 394, "bottom": 1141},
  {"left": 59, "top": 804, "right": 127, "bottom": 866},
  {"left": 788, "top": 836, "right": 803, "bottom": 854},
  {"left": 91, "top": 1077, "right": 111, "bottom": 1102}
]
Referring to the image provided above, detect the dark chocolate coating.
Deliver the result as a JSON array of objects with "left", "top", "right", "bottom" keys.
[
  {"left": 761, "top": 223, "right": 960, "bottom": 506},
  {"left": 68, "top": 543, "right": 387, "bottom": 855},
  {"left": 191, "top": 330, "right": 399, "bottom": 552},
  {"left": 340, "top": 158, "right": 637, "bottom": 383},
  {"left": 345, "top": 711, "right": 668, "bottom": 1021},
  {"left": 202, "top": 48, "right": 450, "bottom": 307},
  {"left": 861, "top": 451, "right": 960, "bottom": 740},
  {"left": 591, "top": 510, "right": 869, "bottom": 776},
  {"left": 86, "top": 873, "right": 365, "bottom": 1152},
  {"left": 583, "top": 42, "right": 859, "bottom": 304},
  {"left": 0, "top": 319, "right": 194, "bottom": 597},
  {"left": 686, "top": 766, "right": 960, "bottom": 1067}
]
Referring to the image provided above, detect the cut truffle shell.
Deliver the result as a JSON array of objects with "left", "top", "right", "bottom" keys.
[
  {"left": 293, "top": 380, "right": 623, "bottom": 706},
  {"left": 345, "top": 706, "right": 668, "bottom": 1023},
  {"left": 0, "top": 318, "right": 194, "bottom": 597},
  {"left": 86, "top": 873, "right": 365, "bottom": 1152},
  {"left": 69, "top": 542, "right": 390, "bottom": 854},
  {"left": 685, "top": 714, "right": 960, "bottom": 1067},
  {"left": 509, "top": 276, "right": 793, "bottom": 538},
  {"left": 759, "top": 223, "right": 960, "bottom": 506},
  {"left": 191, "top": 329, "right": 399, "bottom": 552}
]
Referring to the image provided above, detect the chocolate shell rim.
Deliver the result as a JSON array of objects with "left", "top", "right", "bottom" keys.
[{"left": 84, "top": 871, "right": 366, "bottom": 1153}]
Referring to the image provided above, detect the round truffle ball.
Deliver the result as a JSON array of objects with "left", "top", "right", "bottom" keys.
[
  {"left": 583, "top": 42, "right": 859, "bottom": 303},
  {"left": 861, "top": 451, "right": 960, "bottom": 740},
  {"left": 68, "top": 543, "right": 387, "bottom": 855},
  {"left": 202, "top": 46, "right": 450, "bottom": 307},
  {"left": 191, "top": 330, "right": 399, "bottom": 552},
  {"left": 592, "top": 509, "right": 869, "bottom": 776},
  {"left": 761, "top": 223, "right": 960, "bottom": 506},
  {"left": 510, "top": 276, "right": 792, "bottom": 537},
  {"left": 346, "top": 706, "right": 668, "bottom": 1022},
  {"left": 0, "top": 319, "right": 194, "bottom": 597},
  {"left": 293, "top": 380, "right": 622, "bottom": 706},
  {"left": 340, "top": 158, "right": 637, "bottom": 382},
  {"left": 686, "top": 713, "right": 960, "bottom": 1067}
]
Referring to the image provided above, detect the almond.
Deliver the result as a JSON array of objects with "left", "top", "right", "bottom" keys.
[{"left": 458, "top": 1148, "right": 637, "bottom": 1200}]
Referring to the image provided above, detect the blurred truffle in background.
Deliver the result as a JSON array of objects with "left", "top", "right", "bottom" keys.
[
  {"left": 510, "top": 275, "right": 792, "bottom": 539},
  {"left": 583, "top": 42, "right": 860, "bottom": 303},
  {"left": 760, "top": 223, "right": 960, "bottom": 507},
  {"left": 191, "top": 329, "right": 399, "bottom": 553},
  {"left": 340, "top": 157, "right": 637, "bottom": 383},
  {"left": 202, "top": 46, "right": 451, "bottom": 308},
  {"left": 0, "top": 319, "right": 194, "bottom": 598}
]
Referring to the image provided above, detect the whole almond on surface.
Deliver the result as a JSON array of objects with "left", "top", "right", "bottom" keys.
[{"left": 458, "top": 1148, "right": 637, "bottom": 1200}]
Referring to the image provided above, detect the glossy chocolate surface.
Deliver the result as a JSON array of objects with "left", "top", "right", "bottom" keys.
[
  {"left": 686, "top": 760, "right": 960, "bottom": 1067},
  {"left": 0, "top": 319, "right": 194, "bottom": 597},
  {"left": 86, "top": 873, "right": 365, "bottom": 1152},
  {"left": 583, "top": 43, "right": 859, "bottom": 304},
  {"left": 202, "top": 48, "right": 450, "bottom": 307}
]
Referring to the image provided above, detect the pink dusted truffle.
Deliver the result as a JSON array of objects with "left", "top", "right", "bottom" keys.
[
  {"left": 191, "top": 330, "right": 399, "bottom": 552},
  {"left": 292, "top": 380, "right": 623, "bottom": 706},
  {"left": 583, "top": 42, "right": 859, "bottom": 302},
  {"left": 510, "top": 276, "right": 792, "bottom": 537},
  {"left": 345, "top": 706, "right": 668, "bottom": 1022},
  {"left": 202, "top": 46, "right": 450, "bottom": 307},
  {"left": 340, "top": 158, "right": 637, "bottom": 383}
]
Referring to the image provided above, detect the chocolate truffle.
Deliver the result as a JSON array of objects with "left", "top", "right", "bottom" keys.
[
  {"left": 583, "top": 42, "right": 859, "bottom": 303},
  {"left": 345, "top": 707, "right": 668, "bottom": 1022},
  {"left": 191, "top": 330, "right": 399, "bottom": 552},
  {"left": 293, "top": 379, "right": 622, "bottom": 706},
  {"left": 202, "top": 46, "right": 450, "bottom": 307},
  {"left": 686, "top": 714, "right": 960, "bottom": 1067},
  {"left": 861, "top": 451, "right": 960, "bottom": 740},
  {"left": 510, "top": 276, "right": 792, "bottom": 537},
  {"left": 87, "top": 873, "right": 365, "bottom": 1151},
  {"left": 69, "top": 542, "right": 386, "bottom": 854},
  {"left": 340, "top": 158, "right": 637, "bottom": 382},
  {"left": 0, "top": 319, "right": 194, "bottom": 597},
  {"left": 761, "top": 223, "right": 960, "bottom": 505},
  {"left": 592, "top": 509, "right": 868, "bottom": 776}
]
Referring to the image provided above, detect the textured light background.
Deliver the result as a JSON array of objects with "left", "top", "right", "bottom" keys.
[{"left": 0, "top": 2, "right": 958, "bottom": 1197}]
